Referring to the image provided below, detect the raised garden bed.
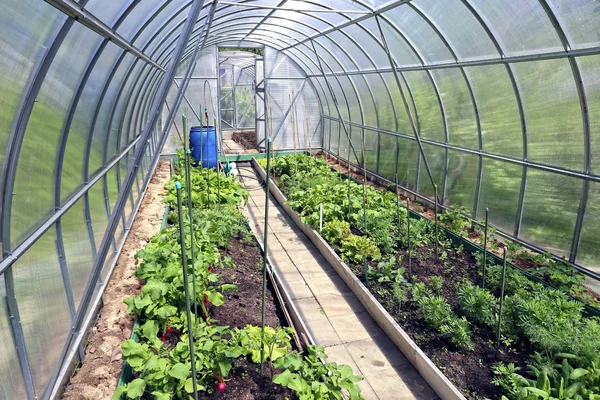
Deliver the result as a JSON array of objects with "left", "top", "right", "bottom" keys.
[
  {"left": 254, "top": 154, "right": 600, "bottom": 400},
  {"left": 114, "top": 163, "right": 366, "bottom": 400}
]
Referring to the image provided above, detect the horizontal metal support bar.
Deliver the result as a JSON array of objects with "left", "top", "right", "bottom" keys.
[
  {"left": 43, "top": 0, "right": 166, "bottom": 71},
  {"left": 307, "top": 46, "right": 600, "bottom": 77},
  {"left": 218, "top": 1, "right": 372, "bottom": 14},
  {"left": 0, "top": 137, "right": 140, "bottom": 275},
  {"left": 323, "top": 115, "right": 600, "bottom": 183}
]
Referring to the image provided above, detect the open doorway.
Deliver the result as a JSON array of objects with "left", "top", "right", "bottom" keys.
[{"left": 218, "top": 48, "right": 262, "bottom": 154}]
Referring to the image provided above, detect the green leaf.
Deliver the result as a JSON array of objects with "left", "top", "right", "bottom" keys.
[
  {"left": 168, "top": 363, "right": 190, "bottom": 381},
  {"left": 273, "top": 369, "right": 293, "bottom": 386},
  {"left": 525, "top": 387, "right": 549, "bottom": 399},
  {"left": 218, "top": 359, "right": 232, "bottom": 377},
  {"left": 206, "top": 291, "right": 224, "bottom": 307},
  {"left": 140, "top": 320, "right": 159, "bottom": 342},
  {"left": 155, "top": 305, "right": 177, "bottom": 320},
  {"left": 111, "top": 386, "right": 126, "bottom": 400},
  {"left": 151, "top": 391, "right": 172, "bottom": 400},
  {"left": 564, "top": 382, "right": 582, "bottom": 398},
  {"left": 570, "top": 369, "right": 589, "bottom": 380},
  {"left": 126, "top": 379, "right": 146, "bottom": 399}
]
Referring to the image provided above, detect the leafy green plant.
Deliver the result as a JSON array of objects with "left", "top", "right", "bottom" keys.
[
  {"left": 456, "top": 281, "right": 498, "bottom": 327},
  {"left": 340, "top": 234, "right": 381, "bottom": 264},
  {"left": 273, "top": 345, "right": 364, "bottom": 400},
  {"left": 367, "top": 256, "right": 403, "bottom": 283},
  {"left": 493, "top": 357, "right": 600, "bottom": 400},
  {"left": 430, "top": 276, "right": 444, "bottom": 292},
  {"left": 415, "top": 292, "right": 473, "bottom": 349},
  {"left": 322, "top": 219, "right": 351, "bottom": 246},
  {"left": 231, "top": 325, "right": 294, "bottom": 373},
  {"left": 439, "top": 206, "right": 472, "bottom": 236}
]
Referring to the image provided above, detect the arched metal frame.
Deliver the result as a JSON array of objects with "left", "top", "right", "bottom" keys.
[{"left": 1, "top": 0, "right": 600, "bottom": 399}]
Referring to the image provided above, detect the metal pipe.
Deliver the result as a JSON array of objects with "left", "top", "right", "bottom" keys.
[
  {"left": 482, "top": 208, "right": 489, "bottom": 288},
  {"left": 496, "top": 246, "right": 507, "bottom": 356}
]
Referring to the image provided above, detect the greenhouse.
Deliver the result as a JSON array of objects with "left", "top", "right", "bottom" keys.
[{"left": 1, "top": 0, "right": 600, "bottom": 399}]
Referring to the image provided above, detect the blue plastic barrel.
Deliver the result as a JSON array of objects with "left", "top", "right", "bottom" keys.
[{"left": 189, "top": 126, "right": 217, "bottom": 168}]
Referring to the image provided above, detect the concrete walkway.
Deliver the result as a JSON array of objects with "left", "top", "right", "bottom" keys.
[
  {"left": 223, "top": 139, "right": 258, "bottom": 155},
  {"left": 239, "top": 166, "right": 437, "bottom": 400}
]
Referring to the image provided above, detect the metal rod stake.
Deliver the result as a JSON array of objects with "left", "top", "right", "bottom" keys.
[
  {"left": 483, "top": 207, "right": 489, "bottom": 288},
  {"left": 176, "top": 182, "right": 199, "bottom": 400},
  {"left": 260, "top": 137, "right": 272, "bottom": 390},
  {"left": 496, "top": 246, "right": 507, "bottom": 356}
]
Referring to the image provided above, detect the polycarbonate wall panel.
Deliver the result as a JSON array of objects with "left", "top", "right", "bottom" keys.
[
  {"left": 0, "top": 275, "right": 26, "bottom": 400},
  {"left": 468, "top": 0, "right": 563, "bottom": 56},
  {"left": 61, "top": 197, "right": 94, "bottom": 310},
  {"left": 520, "top": 170, "right": 582, "bottom": 258},
  {"left": 13, "top": 229, "right": 70, "bottom": 396},
  {"left": 513, "top": 59, "right": 583, "bottom": 171},
  {"left": 403, "top": 70, "right": 444, "bottom": 142},
  {"left": 444, "top": 151, "right": 478, "bottom": 211},
  {"left": 431, "top": 68, "right": 477, "bottom": 149},
  {"left": 384, "top": 5, "right": 453, "bottom": 64},
  {"left": 61, "top": 42, "right": 124, "bottom": 201},
  {"left": 418, "top": 143, "right": 445, "bottom": 198},
  {"left": 577, "top": 182, "right": 600, "bottom": 271},
  {"left": 89, "top": 178, "right": 110, "bottom": 257},
  {"left": 364, "top": 129, "right": 378, "bottom": 172},
  {"left": 0, "top": 1, "right": 60, "bottom": 189},
  {"left": 477, "top": 159, "right": 521, "bottom": 234},
  {"left": 578, "top": 55, "right": 600, "bottom": 175},
  {"left": 90, "top": 53, "right": 136, "bottom": 170},
  {"left": 378, "top": 132, "right": 396, "bottom": 181},
  {"left": 550, "top": 0, "right": 600, "bottom": 50},
  {"left": 465, "top": 65, "right": 523, "bottom": 158},
  {"left": 396, "top": 137, "right": 418, "bottom": 190},
  {"left": 11, "top": 23, "right": 103, "bottom": 247}
]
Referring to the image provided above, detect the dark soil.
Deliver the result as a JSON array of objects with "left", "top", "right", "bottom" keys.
[
  {"left": 364, "top": 246, "right": 525, "bottom": 400},
  {"left": 202, "top": 233, "right": 295, "bottom": 399},
  {"left": 233, "top": 131, "right": 257, "bottom": 150},
  {"left": 211, "top": 236, "right": 287, "bottom": 329}
]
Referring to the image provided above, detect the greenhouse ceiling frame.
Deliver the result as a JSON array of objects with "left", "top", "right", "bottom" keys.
[{"left": 1, "top": 0, "right": 600, "bottom": 398}]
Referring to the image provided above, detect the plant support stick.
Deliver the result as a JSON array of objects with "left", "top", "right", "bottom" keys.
[
  {"left": 260, "top": 137, "right": 272, "bottom": 390},
  {"left": 496, "top": 245, "right": 507, "bottom": 356},
  {"left": 482, "top": 208, "right": 489, "bottom": 288},
  {"left": 185, "top": 148, "right": 198, "bottom": 319},
  {"left": 434, "top": 184, "right": 439, "bottom": 260},
  {"left": 319, "top": 203, "right": 323, "bottom": 233},
  {"left": 214, "top": 118, "right": 221, "bottom": 209},
  {"left": 407, "top": 195, "right": 412, "bottom": 280},
  {"left": 176, "top": 182, "right": 199, "bottom": 400}
]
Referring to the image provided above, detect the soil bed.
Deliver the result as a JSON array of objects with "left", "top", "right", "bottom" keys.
[
  {"left": 232, "top": 131, "right": 257, "bottom": 150},
  {"left": 269, "top": 162, "right": 531, "bottom": 399}
]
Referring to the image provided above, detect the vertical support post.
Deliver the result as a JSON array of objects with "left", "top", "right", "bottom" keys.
[
  {"left": 496, "top": 245, "right": 507, "bottom": 356},
  {"left": 176, "top": 182, "right": 199, "bottom": 400},
  {"left": 361, "top": 128, "right": 369, "bottom": 286},
  {"left": 260, "top": 137, "right": 272, "bottom": 389}
]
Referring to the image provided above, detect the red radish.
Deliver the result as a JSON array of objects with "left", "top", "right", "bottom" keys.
[
  {"left": 166, "top": 327, "right": 174, "bottom": 334},
  {"left": 204, "top": 294, "right": 209, "bottom": 304},
  {"left": 216, "top": 382, "right": 226, "bottom": 393},
  {"left": 160, "top": 334, "right": 167, "bottom": 342},
  {"left": 208, "top": 264, "right": 214, "bottom": 272}
]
